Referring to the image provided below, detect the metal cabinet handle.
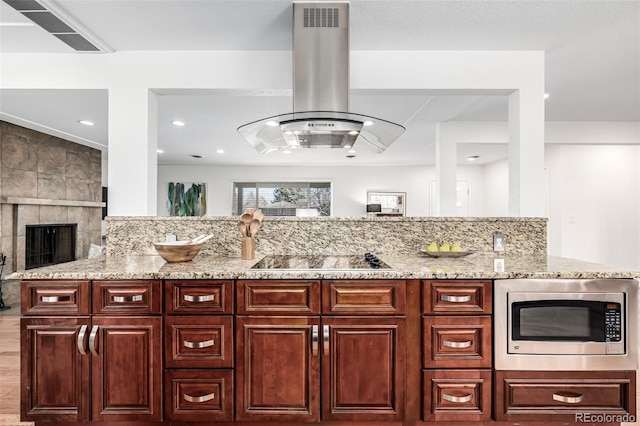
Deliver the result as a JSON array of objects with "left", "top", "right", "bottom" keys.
[
  {"left": 112, "top": 295, "right": 143, "bottom": 303},
  {"left": 443, "top": 393, "right": 473, "bottom": 403},
  {"left": 41, "top": 295, "right": 71, "bottom": 303},
  {"left": 323, "top": 325, "right": 330, "bottom": 355},
  {"left": 183, "top": 339, "right": 214, "bottom": 349},
  {"left": 77, "top": 325, "right": 88, "bottom": 355},
  {"left": 553, "top": 392, "right": 583, "bottom": 404},
  {"left": 443, "top": 339, "right": 473, "bottom": 348},
  {"left": 312, "top": 325, "right": 319, "bottom": 356},
  {"left": 441, "top": 294, "right": 471, "bottom": 303},
  {"left": 183, "top": 294, "right": 215, "bottom": 303},
  {"left": 183, "top": 392, "right": 215, "bottom": 403},
  {"left": 89, "top": 325, "right": 99, "bottom": 356}
]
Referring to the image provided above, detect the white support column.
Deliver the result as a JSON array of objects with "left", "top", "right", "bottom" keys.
[
  {"left": 435, "top": 123, "right": 458, "bottom": 216},
  {"left": 107, "top": 87, "right": 158, "bottom": 216},
  {"left": 508, "top": 89, "right": 545, "bottom": 217}
]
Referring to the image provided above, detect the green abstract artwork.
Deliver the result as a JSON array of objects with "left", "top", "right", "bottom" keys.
[{"left": 167, "top": 182, "right": 207, "bottom": 216}]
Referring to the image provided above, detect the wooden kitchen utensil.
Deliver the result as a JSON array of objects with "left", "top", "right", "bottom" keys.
[
  {"left": 238, "top": 221, "right": 248, "bottom": 237},
  {"left": 249, "top": 219, "right": 261, "bottom": 237},
  {"left": 241, "top": 237, "right": 255, "bottom": 260},
  {"left": 252, "top": 210, "right": 264, "bottom": 223}
]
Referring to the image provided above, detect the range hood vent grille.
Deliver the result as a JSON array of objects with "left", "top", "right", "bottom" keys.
[{"left": 303, "top": 7, "right": 340, "bottom": 28}]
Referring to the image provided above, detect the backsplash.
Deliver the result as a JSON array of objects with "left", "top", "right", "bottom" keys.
[{"left": 106, "top": 216, "right": 547, "bottom": 257}]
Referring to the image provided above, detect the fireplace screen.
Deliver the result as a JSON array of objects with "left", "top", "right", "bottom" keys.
[{"left": 25, "top": 224, "right": 77, "bottom": 270}]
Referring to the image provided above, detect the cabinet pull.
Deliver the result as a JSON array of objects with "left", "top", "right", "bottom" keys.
[
  {"left": 183, "top": 339, "right": 214, "bottom": 349},
  {"left": 443, "top": 339, "right": 472, "bottom": 348},
  {"left": 112, "top": 294, "right": 143, "bottom": 303},
  {"left": 553, "top": 392, "right": 583, "bottom": 404},
  {"left": 41, "top": 295, "right": 71, "bottom": 303},
  {"left": 183, "top": 294, "right": 215, "bottom": 303},
  {"left": 441, "top": 294, "right": 471, "bottom": 303},
  {"left": 88, "top": 325, "right": 99, "bottom": 356},
  {"left": 312, "top": 325, "right": 319, "bottom": 356},
  {"left": 183, "top": 392, "right": 215, "bottom": 403},
  {"left": 323, "top": 325, "right": 330, "bottom": 355},
  {"left": 443, "top": 393, "right": 473, "bottom": 403},
  {"left": 77, "top": 325, "right": 88, "bottom": 355}
]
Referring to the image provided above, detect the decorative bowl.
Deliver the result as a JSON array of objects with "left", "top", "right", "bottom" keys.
[{"left": 153, "top": 241, "right": 203, "bottom": 262}]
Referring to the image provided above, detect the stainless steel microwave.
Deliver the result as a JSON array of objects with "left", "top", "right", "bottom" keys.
[{"left": 494, "top": 278, "right": 638, "bottom": 371}]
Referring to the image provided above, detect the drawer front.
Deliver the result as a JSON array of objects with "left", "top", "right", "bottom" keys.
[
  {"left": 92, "top": 280, "right": 162, "bottom": 314},
  {"left": 21, "top": 280, "right": 90, "bottom": 315},
  {"left": 165, "top": 369, "right": 233, "bottom": 422},
  {"left": 495, "top": 370, "right": 636, "bottom": 422},
  {"left": 165, "top": 316, "right": 233, "bottom": 368},
  {"left": 423, "top": 316, "right": 491, "bottom": 368},
  {"left": 423, "top": 280, "right": 491, "bottom": 315},
  {"left": 166, "top": 280, "right": 233, "bottom": 314},
  {"left": 322, "top": 280, "right": 406, "bottom": 315},
  {"left": 237, "top": 280, "right": 320, "bottom": 315},
  {"left": 423, "top": 369, "right": 492, "bottom": 422}
]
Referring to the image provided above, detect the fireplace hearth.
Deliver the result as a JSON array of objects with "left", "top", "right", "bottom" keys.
[{"left": 25, "top": 224, "right": 77, "bottom": 270}]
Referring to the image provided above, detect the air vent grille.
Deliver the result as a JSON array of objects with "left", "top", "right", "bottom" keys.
[{"left": 303, "top": 7, "right": 339, "bottom": 28}]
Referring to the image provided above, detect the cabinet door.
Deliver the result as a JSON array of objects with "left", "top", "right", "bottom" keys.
[
  {"left": 321, "top": 317, "right": 405, "bottom": 421},
  {"left": 21, "top": 317, "right": 90, "bottom": 422},
  {"left": 235, "top": 316, "right": 320, "bottom": 421},
  {"left": 90, "top": 316, "right": 162, "bottom": 422}
]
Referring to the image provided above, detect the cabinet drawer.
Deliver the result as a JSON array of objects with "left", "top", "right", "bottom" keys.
[
  {"left": 423, "top": 316, "right": 491, "bottom": 368},
  {"left": 423, "top": 280, "right": 491, "bottom": 315},
  {"left": 21, "top": 280, "right": 90, "bottom": 315},
  {"left": 165, "top": 369, "right": 233, "bottom": 422},
  {"left": 165, "top": 280, "right": 233, "bottom": 314},
  {"left": 423, "top": 369, "right": 492, "bottom": 422},
  {"left": 165, "top": 316, "right": 233, "bottom": 368},
  {"left": 494, "top": 370, "right": 637, "bottom": 422},
  {"left": 322, "top": 280, "right": 406, "bottom": 315},
  {"left": 237, "top": 280, "right": 320, "bottom": 315},
  {"left": 92, "top": 280, "right": 162, "bottom": 314}
]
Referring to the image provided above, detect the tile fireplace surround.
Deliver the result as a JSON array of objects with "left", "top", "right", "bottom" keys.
[{"left": 0, "top": 121, "right": 103, "bottom": 275}]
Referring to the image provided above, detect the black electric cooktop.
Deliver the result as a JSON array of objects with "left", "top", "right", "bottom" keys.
[{"left": 250, "top": 253, "right": 393, "bottom": 271}]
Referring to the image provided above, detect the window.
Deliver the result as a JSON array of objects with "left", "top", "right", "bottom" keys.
[{"left": 233, "top": 182, "right": 331, "bottom": 216}]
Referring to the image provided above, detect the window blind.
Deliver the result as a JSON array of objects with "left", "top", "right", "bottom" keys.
[{"left": 233, "top": 182, "right": 331, "bottom": 216}]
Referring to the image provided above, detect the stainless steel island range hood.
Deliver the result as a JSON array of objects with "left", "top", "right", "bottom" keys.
[{"left": 238, "top": 2, "right": 405, "bottom": 154}]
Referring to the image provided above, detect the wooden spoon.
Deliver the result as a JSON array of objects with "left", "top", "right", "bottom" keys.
[
  {"left": 238, "top": 221, "right": 247, "bottom": 237},
  {"left": 252, "top": 210, "right": 264, "bottom": 223},
  {"left": 249, "top": 219, "right": 261, "bottom": 237},
  {"left": 240, "top": 213, "right": 253, "bottom": 227}
]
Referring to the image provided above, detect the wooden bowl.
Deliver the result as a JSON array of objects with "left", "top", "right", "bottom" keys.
[{"left": 153, "top": 241, "right": 203, "bottom": 262}]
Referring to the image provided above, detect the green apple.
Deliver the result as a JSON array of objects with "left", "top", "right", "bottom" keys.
[
  {"left": 426, "top": 241, "right": 439, "bottom": 252},
  {"left": 439, "top": 243, "right": 451, "bottom": 252},
  {"left": 451, "top": 243, "right": 463, "bottom": 252}
]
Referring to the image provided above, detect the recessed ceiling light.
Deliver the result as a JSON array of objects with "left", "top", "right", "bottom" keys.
[
  {"left": 348, "top": 131, "right": 359, "bottom": 135},
  {"left": 266, "top": 121, "right": 279, "bottom": 127},
  {"left": 157, "top": 149, "right": 164, "bottom": 154},
  {"left": 190, "top": 154, "right": 204, "bottom": 159},
  {"left": 216, "top": 149, "right": 225, "bottom": 154},
  {"left": 282, "top": 149, "right": 292, "bottom": 154},
  {"left": 544, "top": 93, "right": 550, "bottom": 99},
  {"left": 78, "top": 120, "right": 95, "bottom": 126},
  {"left": 363, "top": 121, "right": 374, "bottom": 127},
  {"left": 348, "top": 149, "right": 357, "bottom": 154},
  {"left": 467, "top": 155, "right": 480, "bottom": 161},
  {"left": 172, "top": 120, "right": 186, "bottom": 127},
  {"left": 343, "top": 145, "right": 352, "bottom": 149}
]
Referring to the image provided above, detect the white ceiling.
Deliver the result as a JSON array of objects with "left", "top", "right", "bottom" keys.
[{"left": 0, "top": 0, "right": 638, "bottom": 166}]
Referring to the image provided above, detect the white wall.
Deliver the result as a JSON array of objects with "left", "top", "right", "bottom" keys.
[{"left": 482, "top": 159, "right": 509, "bottom": 217}]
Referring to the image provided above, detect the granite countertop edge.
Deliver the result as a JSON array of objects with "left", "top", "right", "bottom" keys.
[{"left": 8, "top": 254, "right": 640, "bottom": 281}]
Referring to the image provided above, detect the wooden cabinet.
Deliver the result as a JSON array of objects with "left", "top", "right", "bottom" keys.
[
  {"left": 421, "top": 280, "right": 492, "bottom": 422},
  {"left": 21, "top": 280, "right": 163, "bottom": 423},
  {"left": 235, "top": 279, "right": 406, "bottom": 423},
  {"left": 164, "top": 280, "right": 234, "bottom": 422},
  {"left": 495, "top": 370, "right": 637, "bottom": 422}
]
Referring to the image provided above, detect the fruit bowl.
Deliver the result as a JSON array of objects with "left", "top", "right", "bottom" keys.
[
  {"left": 153, "top": 241, "right": 203, "bottom": 262},
  {"left": 418, "top": 249, "right": 474, "bottom": 258}
]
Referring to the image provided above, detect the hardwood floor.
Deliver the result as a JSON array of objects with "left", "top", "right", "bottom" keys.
[{"left": 0, "top": 305, "right": 33, "bottom": 426}]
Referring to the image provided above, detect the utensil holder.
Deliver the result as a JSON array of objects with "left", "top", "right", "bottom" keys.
[{"left": 241, "top": 237, "right": 255, "bottom": 260}]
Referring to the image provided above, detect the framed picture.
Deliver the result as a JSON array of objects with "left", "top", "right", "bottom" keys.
[{"left": 167, "top": 182, "right": 207, "bottom": 216}]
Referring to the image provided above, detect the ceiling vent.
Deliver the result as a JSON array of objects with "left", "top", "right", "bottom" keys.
[
  {"left": 238, "top": 2, "right": 405, "bottom": 154},
  {"left": 2, "top": 0, "right": 111, "bottom": 52}
]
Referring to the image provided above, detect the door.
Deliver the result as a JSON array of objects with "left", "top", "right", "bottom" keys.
[
  {"left": 90, "top": 316, "right": 162, "bottom": 422},
  {"left": 235, "top": 316, "right": 320, "bottom": 421},
  {"left": 321, "top": 317, "right": 405, "bottom": 421},
  {"left": 21, "top": 317, "right": 90, "bottom": 422}
]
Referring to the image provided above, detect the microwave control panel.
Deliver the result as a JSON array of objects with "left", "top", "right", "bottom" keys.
[{"left": 605, "top": 303, "right": 622, "bottom": 342}]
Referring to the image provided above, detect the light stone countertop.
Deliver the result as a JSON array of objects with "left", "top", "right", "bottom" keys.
[{"left": 9, "top": 253, "right": 640, "bottom": 280}]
